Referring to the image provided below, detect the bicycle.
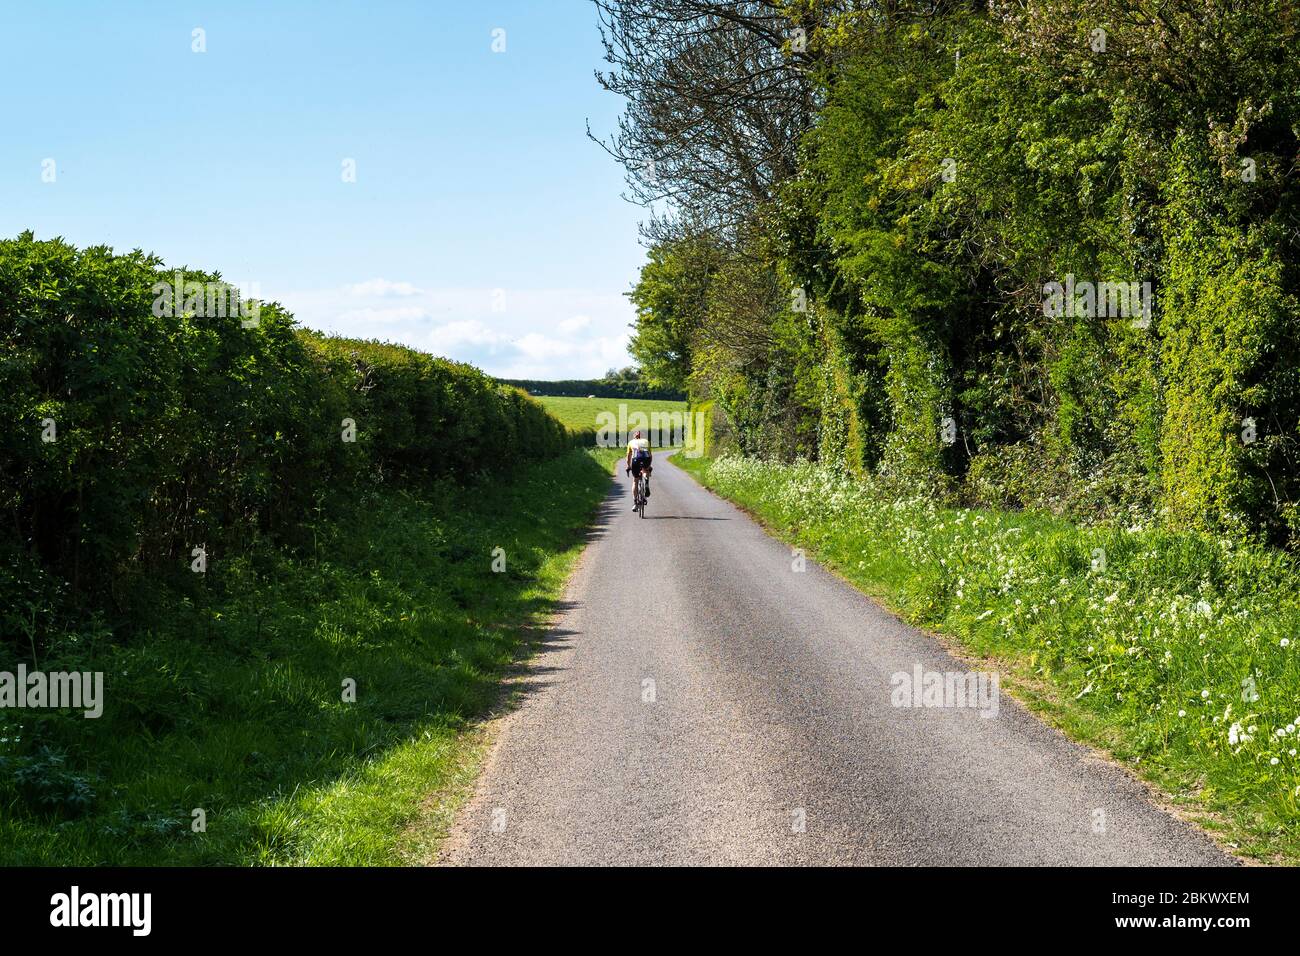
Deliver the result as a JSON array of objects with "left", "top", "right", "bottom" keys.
[{"left": 632, "top": 470, "right": 648, "bottom": 518}]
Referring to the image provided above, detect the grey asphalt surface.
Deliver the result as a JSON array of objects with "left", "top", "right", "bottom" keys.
[{"left": 442, "top": 452, "right": 1233, "bottom": 866}]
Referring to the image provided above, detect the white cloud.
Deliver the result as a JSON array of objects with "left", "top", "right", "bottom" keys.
[
  {"left": 491, "top": 332, "right": 631, "bottom": 380},
  {"left": 345, "top": 278, "right": 424, "bottom": 297},
  {"left": 557, "top": 314, "right": 592, "bottom": 334},
  {"left": 513, "top": 332, "right": 576, "bottom": 360},
  {"left": 271, "top": 282, "right": 635, "bottom": 379},
  {"left": 336, "top": 306, "right": 430, "bottom": 325},
  {"left": 428, "top": 319, "right": 508, "bottom": 352}
]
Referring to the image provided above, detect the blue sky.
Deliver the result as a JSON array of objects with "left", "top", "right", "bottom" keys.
[{"left": 0, "top": 0, "right": 647, "bottom": 378}]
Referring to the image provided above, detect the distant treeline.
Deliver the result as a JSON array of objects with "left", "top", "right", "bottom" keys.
[
  {"left": 0, "top": 231, "right": 591, "bottom": 638},
  {"left": 497, "top": 374, "right": 685, "bottom": 401}
]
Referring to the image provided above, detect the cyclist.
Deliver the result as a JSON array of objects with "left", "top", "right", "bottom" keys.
[{"left": 625, "top": 430, "right": 652, "bottom": 509}]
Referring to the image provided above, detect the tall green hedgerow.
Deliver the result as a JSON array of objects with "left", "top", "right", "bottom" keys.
[
  {"left": 0, "top": 232, "right": 587, "bottom": 651},
  {"left": 1158, "top": 144, "right": 1300, "bottom": 538}
]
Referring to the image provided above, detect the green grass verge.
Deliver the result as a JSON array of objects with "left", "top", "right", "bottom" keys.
[
  {"left": 0, "top": 449, "right": 615, "bottom": 865},
  {"left": 535, "top": 395, "right": 687, "bottom": 446},
  {"left": 675, "top": 454, "right": 1300, "bottom": 864}
]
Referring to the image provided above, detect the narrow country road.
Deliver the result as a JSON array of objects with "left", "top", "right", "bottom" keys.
[{"left": 442, "top": 453, "right": 1232, "bottom": 866}]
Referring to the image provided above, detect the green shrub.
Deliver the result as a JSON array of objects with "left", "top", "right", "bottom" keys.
[
  {"left": 0, "top": 232, "right": 585, "bottom": 657},
  {"left": 1, "top": 746, "right": 98, "bottom": 818},
  {"left": 1158, "top": 150, "right": 1300, "bottom": 536}
]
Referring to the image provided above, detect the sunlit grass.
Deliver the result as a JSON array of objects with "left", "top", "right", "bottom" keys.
[
  {"left": 534, "top": 395, "right": 687, "bottom": 445},
  {"left": 0, "top": 450, "right": 613, "bottom": 865}
]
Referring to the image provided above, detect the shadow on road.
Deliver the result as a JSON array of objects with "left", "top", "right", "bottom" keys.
[
  {"left": 474, "top": 470, "right": 623, "bottom": 711},
  {"left": 642, "top": 514, "right": 729, "bottom": 521}
]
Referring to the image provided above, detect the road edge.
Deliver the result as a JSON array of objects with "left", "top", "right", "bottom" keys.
[{"left": 667, "top": 453, "right": 1256, "bottom": 867}]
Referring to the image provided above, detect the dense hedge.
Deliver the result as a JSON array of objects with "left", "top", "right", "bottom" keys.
[
  {"left": 631, "top": 3, "right": 1300, "bottom": 544},
  {"left": 496, "top": 377, "right": 685, "bottom": 400},
  {"left": 0, "top": 231, "right": 589, "bottom": 627}
]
